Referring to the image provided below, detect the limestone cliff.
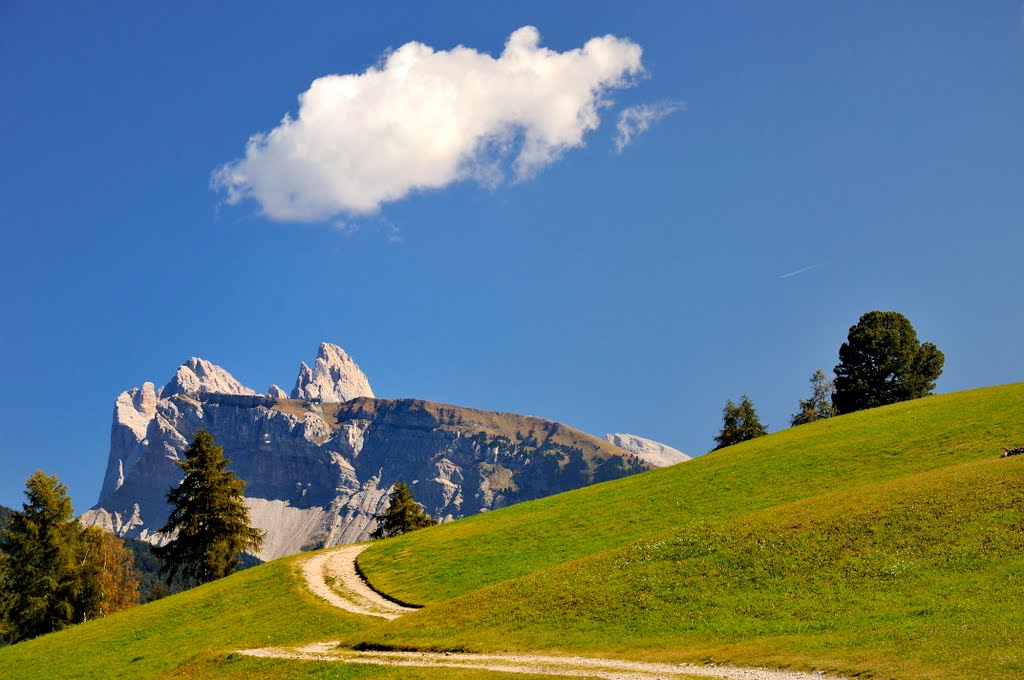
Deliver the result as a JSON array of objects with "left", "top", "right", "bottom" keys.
[
  {"left": 604, "top": 433, "right": 690, "bottom": 467},
  {"left": 82, "top": 344, "right": 650, "bottom": 561}
]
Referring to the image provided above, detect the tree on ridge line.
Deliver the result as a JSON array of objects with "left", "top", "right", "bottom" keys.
[
  {"left": 713, "top": 395, "right": 768, "bottom": 451},
  {"left": 833, "top": 310, "right": 944, "bottom": 414},
  {"left": 791, "top": 369, "right": 836, "bottom": 427}
]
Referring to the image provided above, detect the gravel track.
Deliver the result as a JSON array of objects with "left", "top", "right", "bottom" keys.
[
  {"left": 301, "top": 544, "right": 415, "bottom": 620},
  {"left": 237, "top": 545, "right": 852, "bottom": 680},
  {"left": 240, "top": 641, "right": 841, "bottom": 680}
]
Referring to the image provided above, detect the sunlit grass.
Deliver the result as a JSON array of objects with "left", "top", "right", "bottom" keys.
[
  {"left": 359, "top": 456, "right": 1024, "bottom": 678},
  {"left": 4, "top": 384, "right": 1022, "bottom": 679},
  {"left": 0, "top": 555, "right": 381, "bottom": 679},
  {"left": 360, "top": 384, "right": 1024, "bottom": 604}
]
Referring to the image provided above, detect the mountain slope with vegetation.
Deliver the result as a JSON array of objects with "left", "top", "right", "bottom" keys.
[{"left": 2, "top": 383, "right": 1022, "bottom": 679}]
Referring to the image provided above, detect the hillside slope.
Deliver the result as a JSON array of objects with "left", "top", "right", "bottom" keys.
[
  {"left": 0, "top": 555, "right": 373, "bottom": 679},
  {"left": 3, "top": 384, "right": 1022, "bottom": 679},
  {"left": 359, "top": 384, "right": 1024, "bottom": 602},
  {"left": 363, "top": 454, "right": 1024, "bottom": 678}
]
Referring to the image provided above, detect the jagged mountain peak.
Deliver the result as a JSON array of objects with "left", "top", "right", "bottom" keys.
[
  {"left": 162, "top": 357, "right": 256, "bottom": 398},
  {"left": 84, "top": 344, "right": 652, "bottom": 562},
  {"left": 291, "top": 342, "right": 374, "bottom": 402}
]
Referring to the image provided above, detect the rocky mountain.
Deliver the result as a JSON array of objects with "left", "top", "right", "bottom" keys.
[
  {"left": 604, "top": 433, "right": 690, "bottom": 467},
  {"left": 82, "top": 343, "right": 652, "bottom": 561},
  {"left": 291, "top": 343, "right": 373, "bottom": 402},
  {"left": 164, "top": 357, "right": 257, "bottom": 398}
]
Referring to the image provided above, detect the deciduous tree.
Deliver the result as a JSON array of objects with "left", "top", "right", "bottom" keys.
[
  {"left": 790, "top": 369, "right": 836, "bottom": 426},
  {"left": 80, "top": 526, "right": 139, "bottom": 617}
]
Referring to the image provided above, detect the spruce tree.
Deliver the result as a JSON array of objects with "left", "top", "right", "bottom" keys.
[
  {"left": 153, "top": 430, "right": 264, "bottom": 585},
  {"left": 833, "top": 311, "right": 944, "bottom": 414},
  {"left": 713, "top": 395, "right": 768, "bottom": 450},
  {"left": 370, "top": 482, "right": 437, "bottom": 539},
  {"left": 790, "top": 369, "right": 836, "bottom": 426},
  {"left": 0, "top": 472, "right": 83, "bottom": 642}
]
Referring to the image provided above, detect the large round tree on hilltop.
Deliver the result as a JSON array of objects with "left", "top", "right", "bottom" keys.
[{"left": 833, "top": 311, "right": 944, "bottom": 414}]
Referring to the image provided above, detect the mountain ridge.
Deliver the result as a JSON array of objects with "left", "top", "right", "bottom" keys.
[{"left": 82, "top": 343, "right": 661, "bottom": 560}]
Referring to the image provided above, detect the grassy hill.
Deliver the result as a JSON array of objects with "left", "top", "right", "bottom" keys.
[
  {"left": 359, "top": 384, "right": 1024, "bottom": 603},
  {"left": 2, "top": 383, "right": 1023, "bottom": 679}
]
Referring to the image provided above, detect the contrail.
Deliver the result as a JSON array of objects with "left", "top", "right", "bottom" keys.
[{"left": 779, "top": 264, "right": 820, "bottom": 279}]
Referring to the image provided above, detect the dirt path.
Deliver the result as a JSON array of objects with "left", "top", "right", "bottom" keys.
[
  {"left": 301, "top": 544, "right": 415, "bottom": 619},
  {"left": 250, "top": 545, "right": 849, "bottom": 680},
  {"left": 240, "top": 641, "right": 839, "bottom": 680}
]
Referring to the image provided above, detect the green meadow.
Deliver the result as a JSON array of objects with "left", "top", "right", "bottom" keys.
[{"left": 2, "top": 383, "right": 1022, "bottom": 679}]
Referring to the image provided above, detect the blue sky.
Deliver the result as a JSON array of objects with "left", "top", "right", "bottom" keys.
[{"left": 1, "top": 2, "right": 1022, "bottom": 512}]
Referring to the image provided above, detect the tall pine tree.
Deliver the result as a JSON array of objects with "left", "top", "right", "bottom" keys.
[
  {"left": 0, "top": 472, "right": 83, "bottom": 642},
  {"left": 370, "top": 482, "right": 437, "bottom": 539},
  {"left": 153, "top": 431, "right": 264, "bottom": 585}
]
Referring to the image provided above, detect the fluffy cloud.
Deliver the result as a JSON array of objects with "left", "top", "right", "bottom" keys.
[
  {"left": 613, "top": 102, "right": 682, "bottom": 153},
  {"left": 212, "top": 27, "right": 644, "bottom": 221}
]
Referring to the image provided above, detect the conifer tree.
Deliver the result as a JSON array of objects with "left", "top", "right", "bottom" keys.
[
  {"left": 790, "top": 369, "right": 836, "bottom": 426},
  {"left": 0, "top": 472, "right": 84, "bottom": 642},
  {"left": 712, "top": 395, "right": 768, "bottom": 450},
  {"left": 833, "top": 310, "right": 944, "bottom": 414},
  {"left": 370, "top": 482, "right": 437, "bottom": 539},
  {"left": 153, "top": 430, "right": 264, "bottom": 585}
]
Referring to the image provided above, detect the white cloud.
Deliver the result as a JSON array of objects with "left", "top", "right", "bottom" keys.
[
  {"left": 213, "top": 26, "right": 644, "bottom": 222},
  {"left": 613, "top": 102, "right": 682, "bottom": 153}
]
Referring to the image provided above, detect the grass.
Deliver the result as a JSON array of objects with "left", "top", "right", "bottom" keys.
[
  {"left": 3, "top": 383, "right": 1023, "bottom": 679},
  {"left": 347, "top": 384, "right": 1024, "bottom": 678},
  {"left": 358, "top": 384, "right": 1024, "bottom": 604},
  {"left": 0, "top": 555, "right": 382, "bottom": 679},
  {"left": 356, "top": 455, "right": 1024, "bottom": 678}
]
